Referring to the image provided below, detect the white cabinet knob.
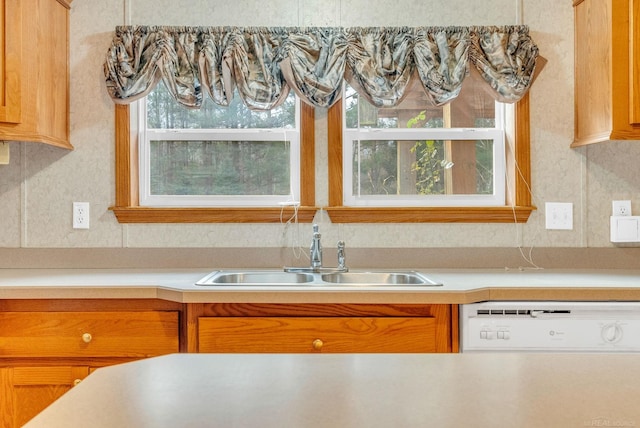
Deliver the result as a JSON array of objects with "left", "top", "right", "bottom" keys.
[{"left": 82, "top": 333, "right": 93, "bottom": 343}]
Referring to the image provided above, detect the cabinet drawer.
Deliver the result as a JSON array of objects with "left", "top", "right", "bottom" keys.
[
  {"left": 198, "top": 317, "right": 436, "bottom": 353},
  {"left": 0, "top": 312, "right": 179, "bottom": 358}
]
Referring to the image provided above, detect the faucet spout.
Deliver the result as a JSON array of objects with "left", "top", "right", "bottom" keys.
[
  {"left": 337, "top": 240, "right": 347, "bottom": 271},
  {"left": 310, "top": 224, "right": 323, "bottom": 269}
]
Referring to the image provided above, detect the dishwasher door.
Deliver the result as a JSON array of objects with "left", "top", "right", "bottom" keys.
[{"left": 460, "top": 301, "right": 640, "bottom": 352}]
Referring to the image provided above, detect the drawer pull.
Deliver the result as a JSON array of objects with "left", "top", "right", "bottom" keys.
[
  {"left": 312, "top": 339, "right": 323, "bottom": 350},
  {"left": 82, "top": 333, "right": 93, "bottom": 343},
  {"left": 73, "top": 379, "right": 82, "bottom": 386}
]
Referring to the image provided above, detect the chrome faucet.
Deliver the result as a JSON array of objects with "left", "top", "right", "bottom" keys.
[
  {"left": 285, "top": 224, "right": 348, "bottom": 273},
  {"left": 310, "top": 224, "right": 323, "bottom": 269}
]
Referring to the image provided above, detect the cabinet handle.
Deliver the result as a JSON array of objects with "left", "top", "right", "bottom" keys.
[
  {"left": 82, "top": 333, "right": 93, "bottom": 343},
  {"left": 312, "top": 339, "right": 323, "bottom": 350},
  {"left": 73, "top": 379, "right": 82, "bottom": 386}
]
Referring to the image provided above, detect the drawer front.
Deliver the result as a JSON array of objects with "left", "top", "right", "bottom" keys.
[
  {"left": 198, "top": 317, "right": 436, "bottom": 353},
  {"left": 0, "top": 312, "right": 179, "bottom": 358}
]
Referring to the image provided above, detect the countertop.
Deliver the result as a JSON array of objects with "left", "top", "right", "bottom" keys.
[
  {"left": 24, "top": 352, "right": 640, "bottom": 428},
  {"left": 2, "top": 268, "right": 640, "bottom": 303}
]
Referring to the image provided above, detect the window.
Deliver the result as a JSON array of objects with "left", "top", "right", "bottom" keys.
[
  {"left": 343, "top": 77, "right": 506, "bottom": 207},
  {"left": 138, "top": 83, "right": 300, "bottom": 207},
  {"left": 326, "top": 87, "right": 533, "bottom": 223},
  {"left": 111, "top": 95, "right": 317, "bottom": 224},
  {"left": 108, "top": 25, "right": 538, "bottom": 224},
  {"left": 112, "top": 89, "right": 533, "bottom": 224}
]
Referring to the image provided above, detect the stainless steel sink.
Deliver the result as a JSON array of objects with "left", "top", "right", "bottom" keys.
[
  {"left": 195, "top": 270, "right": 442, "bottom": 287},
  {"left": 321, "top": 271, "right": 442, "bottom": 286},
  {"left": 196, "top": 271, "right": 316, "bottom": 286}
]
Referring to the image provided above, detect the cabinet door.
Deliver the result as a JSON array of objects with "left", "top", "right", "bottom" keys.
[
  {"left": 198, "top": 317, "right": 437, "bottom": 353},
  {"left": 0, "top": 366, "right": 89, "bottom": 427},
  {"left": 0, "top": 0, "right": 22, "bottom": 123}
]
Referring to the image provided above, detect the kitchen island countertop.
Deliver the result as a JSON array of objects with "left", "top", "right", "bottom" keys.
[{"left": 24, "top": 352, "right": 640, "bottom": 428}]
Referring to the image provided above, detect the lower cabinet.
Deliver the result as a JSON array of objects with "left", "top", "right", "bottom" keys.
[
  {"left": 0, "top": 299, "right": 457, "bottom": 425},
  {"left": 0, "top": 300, "right": 182, "bottom": 427},
  {"left": 190, "top": 303, "right": 457, "bottom": 353},
  {"left": 0, "top": 366, "right": 90, "bottom": 427}
]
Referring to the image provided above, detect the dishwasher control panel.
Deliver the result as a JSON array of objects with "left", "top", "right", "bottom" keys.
[{"left": 461, "top": 301, "right": 640, "bottom": 352}]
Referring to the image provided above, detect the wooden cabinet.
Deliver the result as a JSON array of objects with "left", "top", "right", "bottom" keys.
[
  {"left": 1, "top": 366, "right": 90, "bottom": 428},
  {"left": 189, "top": 304, "right": 457, "bottom": 353},
  {"left": 0, "top": 311, "right": 180, "bottom": 358},
  {"left": 573, "top": 0, "right": 640, "bottom": 147},
  {"left": 0, "top": 299, "right": 182, "bottom": 427},
  {"left": 0, "top": 0, "right": 72, "bottom": 149}
]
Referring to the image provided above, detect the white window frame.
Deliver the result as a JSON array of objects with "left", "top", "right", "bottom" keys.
[
  {"left": 343, "top": 101, "right": 507, "bottom": 207},
  {"left": 134, "top": 96, "right": 301, "bottom": 208}
]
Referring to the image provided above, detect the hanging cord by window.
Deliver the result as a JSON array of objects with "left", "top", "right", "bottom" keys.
[{"left": 504, "top": 129, "right": 542, "bottom": 270}]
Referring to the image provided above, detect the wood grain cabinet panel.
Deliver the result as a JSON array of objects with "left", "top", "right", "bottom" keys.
[
  {"left": 199, "top": 317, "right": 437, "bottom": 353},
  {"left": 0, "top": 299, "right": 183, "bottom": 428},
  {"left": 190, "top": 303, "right": 457, "bottom": 354},
  {"left": 573, "top": 0, "right": 640, "bottom": 146},
  {"left": 1, "top": 366, "right": 89, "bottom": 428},
  {"left": 0, "top": 311, "right": 179, "bottom": 358},
  {"left": 0, "top": 0, "right": 72, "bottom": 148}
]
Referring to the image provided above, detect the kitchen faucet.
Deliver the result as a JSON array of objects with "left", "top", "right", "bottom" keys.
[
  {"left": 285, "top": 224, "right": 348, "bottom": 273},
  {"left": 310, "top": 224, "right": 322, "bottom": 269}
]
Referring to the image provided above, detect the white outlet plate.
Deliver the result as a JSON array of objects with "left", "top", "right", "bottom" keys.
[
  {"left": 545, "top": 202, "right": 573, "bottom": 230},
  {"left": 612, "top": 200, "right": 632, "bottom": 216},
  {"left": 73, "top": 202, "right": 90, "bottom": 229}
]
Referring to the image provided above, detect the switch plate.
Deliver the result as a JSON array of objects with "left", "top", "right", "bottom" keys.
[
  {"left": 545, "top": 202, "right": 573, "bottom": 230},
  {"left": 610, "top": 216, "right": 640, "bottom": 242},
  {"left": 73, "top": 202, "right": 90, "bottom": 229}
]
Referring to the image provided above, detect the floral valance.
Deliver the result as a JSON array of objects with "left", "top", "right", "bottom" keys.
[{"left": 104, "top": 25, "right": 541, "bottom": 110}]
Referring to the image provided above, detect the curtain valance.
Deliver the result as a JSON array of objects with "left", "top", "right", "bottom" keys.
[{"left": 104, "top": 25, "right": 541, "bottom": 110}]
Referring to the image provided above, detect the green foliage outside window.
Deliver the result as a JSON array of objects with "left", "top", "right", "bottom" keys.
[{"left": 146, "top": 83, "right": 295, "bottom": 197}]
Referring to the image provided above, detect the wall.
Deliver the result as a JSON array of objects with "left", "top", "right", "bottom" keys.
[{"left": 1, "top": 0, "right": 640, "bottom": 268}]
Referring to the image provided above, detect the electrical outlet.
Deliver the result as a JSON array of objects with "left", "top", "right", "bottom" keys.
[
  {"left": 612, "top": 200, "right": 632, "bottom": 216},
  {"left": 73, "top": 202, "right": 90, "bottom": 229},
  {"left": 545, "top": 202, "right": 573, "bottom": 230}
]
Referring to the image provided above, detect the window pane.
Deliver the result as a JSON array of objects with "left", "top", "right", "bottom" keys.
[
  {"left": 150, "top": 140, "right": 291, "bottom": 196},
  {"left": 352, "top": 139, "right": 494, "bottom": 196},
  {"left": 346, "top": 76, "right": 496, "bottom": 130},
  {"left": 147, "top": 82, "right": 296, "bottom": 129}
]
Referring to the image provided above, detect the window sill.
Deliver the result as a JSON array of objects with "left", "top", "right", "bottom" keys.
[
  {"left": 110, "top": 206, "right": 319, "bottom": 223},
  {"left": 110, "top": 205, "right": 534, "bottom": 224},
  {"left": 324, "top": 206, "right": 535, "bottom": 223}
]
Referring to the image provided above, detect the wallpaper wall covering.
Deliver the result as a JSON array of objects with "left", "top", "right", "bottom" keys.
[{"left": 0, "top": 0, "right": 638, "bottom": 256}]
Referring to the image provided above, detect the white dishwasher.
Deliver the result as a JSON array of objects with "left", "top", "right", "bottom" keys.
[{"left": 460, "top": 301, "right": 640, "bottom": 352}]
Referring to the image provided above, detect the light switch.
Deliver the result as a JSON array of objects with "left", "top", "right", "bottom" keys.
[{"left": 610, "top": 216, "right": 640, "bottom": 242}]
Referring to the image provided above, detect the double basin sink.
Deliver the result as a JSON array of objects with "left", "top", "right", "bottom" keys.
[{"left": 196, "top": 270, "right": 442, "bottom": 287}]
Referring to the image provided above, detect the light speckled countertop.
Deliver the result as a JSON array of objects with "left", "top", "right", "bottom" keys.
[
  {"left": 2, "top": 268, "right": 640, "bottom": 303},
  {"left": 24, "top": 353, "right": 640, "bottom": 428}
]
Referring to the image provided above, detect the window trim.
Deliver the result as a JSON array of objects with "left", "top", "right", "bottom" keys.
[
  {"left": 110, "top": 94, "right": 534, "bottom": 224},
  {"left": 326, "top": 93, "right": 535, "bottom": 223},
  {"left": 110, "top": 103, "right": 318, "bottom": 223}
]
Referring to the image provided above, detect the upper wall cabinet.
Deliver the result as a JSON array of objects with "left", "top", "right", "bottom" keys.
[
  {"left": 573, "top": 0, "right": 640, "bottom": 147},
  {"left": 0, "top": 0, "right": 72, "bottom": 149}
]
